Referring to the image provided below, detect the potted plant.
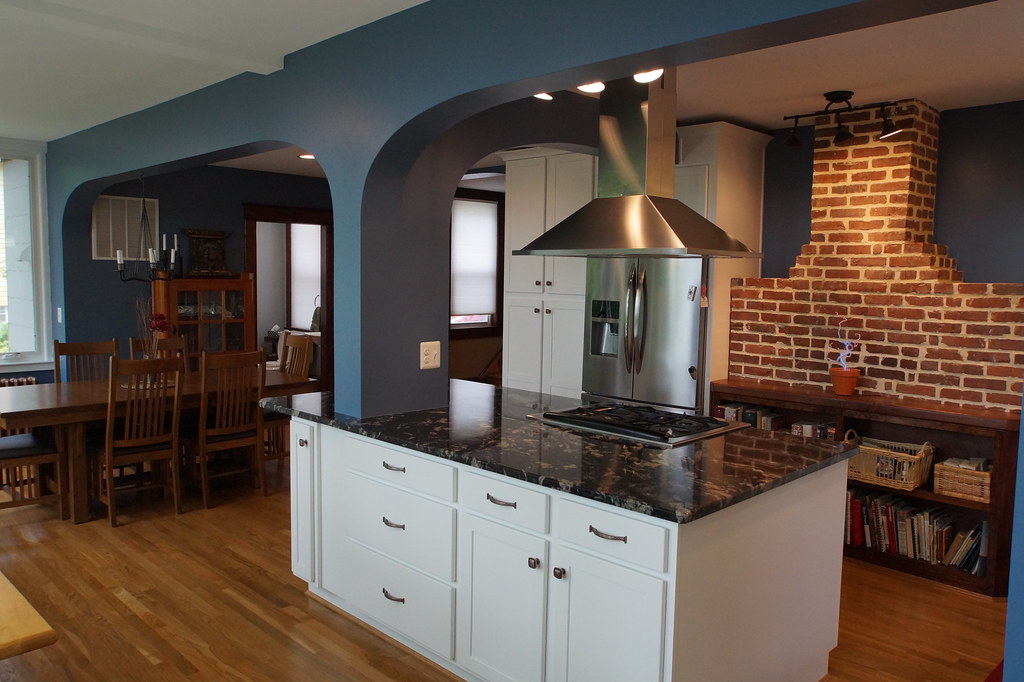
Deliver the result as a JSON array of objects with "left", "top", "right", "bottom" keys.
[{"left": 829, "top": 317, "right": 861, "bottom": 395}]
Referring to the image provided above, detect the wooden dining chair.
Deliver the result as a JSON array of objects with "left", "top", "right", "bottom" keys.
[
  {"left": 53, "top": 339, "right": 119, "bottom": 383},
  {"left": 278, "top": 333, "right": 314, "bottom": 377},
  {"left": 0, "top": 426, "right": 67, "bottom": 519},
  {"left": 195, "top": 350, "right": 266, "bottom": 508},
  {"left": 90, "top": 356, "right": 183, "bottom": 527},
  {"left": 262, "top": 334, "right": 314, "bottom": 493}
]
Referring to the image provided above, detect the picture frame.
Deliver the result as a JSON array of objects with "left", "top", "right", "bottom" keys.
[{"left": 185, "top": 229, "right": 232, "bottom": 277}]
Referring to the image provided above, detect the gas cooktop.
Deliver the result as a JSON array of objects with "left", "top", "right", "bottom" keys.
[{"left": 534, "top": 403, "right": 749, "bottom": 447}]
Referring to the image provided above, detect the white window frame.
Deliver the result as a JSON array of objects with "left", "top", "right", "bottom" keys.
[{"left": 0, "top": 137, "right": 51, "bottom": 371}]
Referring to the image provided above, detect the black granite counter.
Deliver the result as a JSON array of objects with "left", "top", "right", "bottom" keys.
[{"left": 264, "top": 380, "right": 857, "bottom": 524}]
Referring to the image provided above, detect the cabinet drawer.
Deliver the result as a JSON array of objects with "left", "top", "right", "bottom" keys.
[
  {"left": 340, "top": 473, "right": 455, "bottom": 581},
  {"left": 460, "top": 470, "right": 550, "bottom": 533},
  {"left": 342, "top": 434, "right": 455, "bottom": 501},
  {"left": 554, "top": 499, "right": 669, "bottom": 573},
  {"left": 341, "top": 540, "right": 455, "bottom": 660}
]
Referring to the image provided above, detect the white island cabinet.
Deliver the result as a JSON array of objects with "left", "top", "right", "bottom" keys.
[{"left": 296, "top": 423, "right": 848, "bottom": 682}]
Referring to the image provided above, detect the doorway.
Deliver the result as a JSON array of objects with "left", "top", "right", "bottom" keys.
[{"left": 244, "top": 204, "right": 333, "bottom": 382}]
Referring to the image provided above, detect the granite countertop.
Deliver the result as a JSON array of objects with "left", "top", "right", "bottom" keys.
[{"left": 264, "top": 379, "right": 857, "bottom": 524}]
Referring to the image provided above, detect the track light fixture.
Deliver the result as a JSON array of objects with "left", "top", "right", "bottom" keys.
[{"left": 783, "top": 90, "right": 907, "bottom": 147}]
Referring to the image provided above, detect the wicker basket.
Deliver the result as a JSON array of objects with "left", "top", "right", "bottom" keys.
[
  {"left": 933, "top": 462, "right": 991, "bottom": 503},
  {"left": 844, "top": 429, "right": 935, "bottom": 491}
]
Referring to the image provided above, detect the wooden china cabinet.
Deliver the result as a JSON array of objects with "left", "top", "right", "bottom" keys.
[{"left": 151, "top": 274, "right": 256, "bottom": 370}]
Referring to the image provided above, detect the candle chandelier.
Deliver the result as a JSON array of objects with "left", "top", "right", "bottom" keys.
[
  {"left": 116, "top": 175, "right": 179, "bottom": 282},
  {"left": 783, "top": 90, "right": 907, "bottom": 147}
]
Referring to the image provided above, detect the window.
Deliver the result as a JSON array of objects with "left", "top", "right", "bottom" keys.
[
  {"left": 91, "top": 195, "right": 159, "bottom": 261},
  {"left": 450, "top": 188, "right": 503, "bottom": 330},
  {"left": 0, "top": 138, "right": 49, "bottom": 367}
]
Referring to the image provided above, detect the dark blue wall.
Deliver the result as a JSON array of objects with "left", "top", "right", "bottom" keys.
[
  {"left": 761, "top": 125, "right": 815, "bottom": 278},
  {"left": 936, "top": 100, "right": 1024, "bottom": 282},
  {"left": 760, "top": 100, "right": 1024, "bottom": 283},
  {"left": 63, "top": 166, "right": 330, "bottom": 350}
]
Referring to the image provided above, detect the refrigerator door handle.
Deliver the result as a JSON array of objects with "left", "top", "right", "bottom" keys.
[
  {"left": 634, "top": 265, "right": 648, "bottom": 374},
  {"left": 624, "top": 266, "right": 637, "bottom": 373}
]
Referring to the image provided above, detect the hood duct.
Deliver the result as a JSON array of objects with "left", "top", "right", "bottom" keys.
[{"left": 513, "top": 70, "right": 760, "bottom": 258}]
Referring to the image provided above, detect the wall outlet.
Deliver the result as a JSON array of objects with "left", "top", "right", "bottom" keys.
[{"left": 420, "top": 341, "right": 441, "bottom": 370}]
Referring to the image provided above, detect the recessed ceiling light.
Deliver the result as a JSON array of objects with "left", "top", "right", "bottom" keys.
[
  {"left": 298, "top": 153, "right": 316, "bottom": 160},
  {"left": 577, "top": 81, "right": 605, "bottom": 94},
  {"left": 633, "top": 68, "right": 664, "bottom": 83},
  {"left": 533, "top": 92, "right": 553, "bottom": 100}
]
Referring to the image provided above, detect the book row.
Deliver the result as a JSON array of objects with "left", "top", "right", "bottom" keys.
[
  {"left": 845, "top": 488, "right": 987, "bottom": 576},
  {"left": 712, "top": 402, "right": 838, "bottom": 438}
]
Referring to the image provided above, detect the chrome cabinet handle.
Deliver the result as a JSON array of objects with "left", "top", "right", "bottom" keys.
[
  {"left": 533, "top": 307, "right": 540, "bottom": 313},
  {"left": 382, "top": 460, "right": 406, "bottom": 473},
  {"left": 545, "top": 280, "right": 552, "bottom": 286},
  {"left": 297, "top": 438, "right": 308, "bottom": 447},
  {"left": 545, "top": 308, "right": 551, "bottom": 314},
  {"left": 382, "top": 588, "right": 405, "bottom": 604},
  {"left": 535, "top": 280, "right": 542, "bottom": 286},
  {"left": 553, "top": 567, "right": 566, "bottom": 579},
  {"left": 589, "top": 524, "right": 628, "bottom": 544},
  {"left": 486, "top": 493, "right": 517, "bottom": 509},
  {"left": 382, "top": 516, "right": 406, "bottom": 530},
  {"left": 528, "top": 557, "right": 540, "bottom": 569}
]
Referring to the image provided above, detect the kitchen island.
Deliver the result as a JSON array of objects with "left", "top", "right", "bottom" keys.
[{"left": 267, "top": 380, "right": 857, "bottom": 682}]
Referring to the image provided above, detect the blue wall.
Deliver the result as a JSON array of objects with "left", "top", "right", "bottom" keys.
[
  {"left": 62, "top": 166, "right": 330, "bottom": 351},
  {"left": 43, "top": 0, "right": 965, "bottom": 417},
  {"left": 936, "top": 99, "right": 1024, "bottom": 282},
  {"left": 761, "top": 125, "right": 815, "bottom": 278}
]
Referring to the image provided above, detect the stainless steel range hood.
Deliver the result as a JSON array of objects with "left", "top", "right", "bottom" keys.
[{"left": 513, "top": 70, "right": 759, "bottom": 258}]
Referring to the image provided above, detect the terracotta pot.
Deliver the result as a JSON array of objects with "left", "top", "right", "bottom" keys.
[{"left": 829, "top": 367, "right": 860, "bottom": 396}]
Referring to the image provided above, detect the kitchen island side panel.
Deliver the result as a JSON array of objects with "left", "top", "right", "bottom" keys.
[{"left": 670, "top": 462, "right": 847, "bottom": 682}]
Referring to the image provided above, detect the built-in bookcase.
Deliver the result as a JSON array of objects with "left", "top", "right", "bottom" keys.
[{"left": 711, "top": 378, "right": 1019, "bottom": 597}]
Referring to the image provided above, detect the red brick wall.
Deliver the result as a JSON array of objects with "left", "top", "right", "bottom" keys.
[{"left": 729, "top": 100, "right": 1024, "bottom": 411}]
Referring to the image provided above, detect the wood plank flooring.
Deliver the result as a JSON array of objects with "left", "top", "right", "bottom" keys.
[{"left": 0, "top": 472, "right": 1006, "bottom": 681}]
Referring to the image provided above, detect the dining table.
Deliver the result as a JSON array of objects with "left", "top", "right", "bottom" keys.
[{"left": 0, "top": 369, "right": 319, "bottom": 523}]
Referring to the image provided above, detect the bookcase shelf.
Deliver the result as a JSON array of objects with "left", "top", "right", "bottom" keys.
[{"left": 711, "top": 378, "right": 1019, "bottom": 597}]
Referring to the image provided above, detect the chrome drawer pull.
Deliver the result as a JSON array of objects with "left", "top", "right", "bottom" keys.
[
  {"left": 382, "top": 516, "right": 406, "bottom": 530},
  {"left": 528, "top": 557, "right": 540, "bottom": 569},
  {"left": 298, "top": 438, "right": 308, "bottom": 447},
  {"left": 382, "top": 460, "right": 406, "bottom": 473},
  {"left": 589, "top": 524, "right": 628, "bottom": 544},
  {"left": 382, "top": 588, "right": 405, "bottom": 604},
  {"left": 553, "top": 567, "right": 566, "bottom": 579},
  {"left": 486, "top": 493, "right": 517, "bottom": 509}
]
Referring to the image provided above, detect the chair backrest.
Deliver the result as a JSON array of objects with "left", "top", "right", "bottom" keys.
[
  {"left": 279, "top": 333, "right": 314, "bottom": 377},
  {"left": 54, "top": 339, "right": 120, "bottom": 383},
  {"left": 105, "top": 356, "right": 182, "bottom": 453},
  {"left": 199, "top": 350, "right": 266, "bottom": 438}
]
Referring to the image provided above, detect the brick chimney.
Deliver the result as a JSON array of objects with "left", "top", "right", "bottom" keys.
[{"left": 729, "top": 100, "right": 1024, "bottom": 410}]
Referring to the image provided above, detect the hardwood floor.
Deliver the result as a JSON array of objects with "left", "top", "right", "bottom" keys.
[{"left": 0, "top": 473, "right": 1006, "bottom": 681}]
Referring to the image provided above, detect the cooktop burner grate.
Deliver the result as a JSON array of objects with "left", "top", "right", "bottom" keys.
[{"left": 535, "top": 403, "right": 749, "bottom": 446}]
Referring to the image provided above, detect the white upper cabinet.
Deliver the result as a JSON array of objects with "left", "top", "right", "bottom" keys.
[{"left": 503, "top": 149, "right": 595, "bottom": 296}]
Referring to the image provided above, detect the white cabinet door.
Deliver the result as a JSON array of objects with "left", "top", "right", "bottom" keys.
[
  {"left": 503, "top": 295, "right": 544, "bottom": 392},
  {"left": 543, "top": 153, "right": 594, "bottom": 296},
  {"left": 318, "top": 426, "right": 349, "bottom": 597},
  {"left": 504, "top": 156, "right": 547, "bottom": 294},
  {"left": 541, "top": 296, "right": 585, "bottom": 398},
  {"left": 547, "top": 545, "right": 667, "bottom": 682},
  {"left": 289, "top": 418, "right": 316, "bottom": 583},
  {"left": 457, "top": 513, "right": 548, "bottom": 682}
]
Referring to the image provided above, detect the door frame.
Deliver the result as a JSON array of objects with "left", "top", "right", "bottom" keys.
[{"left": 244, "top": 203, "right": 334, "bottom": 383}]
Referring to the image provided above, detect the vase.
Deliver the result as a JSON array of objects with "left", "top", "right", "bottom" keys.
[{"left": 829, "top": 367, "right": 860, "bottom": 396}]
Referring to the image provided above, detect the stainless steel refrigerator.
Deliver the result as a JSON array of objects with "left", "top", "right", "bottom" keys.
[{"left": 583, "top": 257, "right": 707, "bottom": 411}]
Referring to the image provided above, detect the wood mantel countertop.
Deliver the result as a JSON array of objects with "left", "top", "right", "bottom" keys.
[{"left": 0, "top": 570, "right": 57, "bottom": 660}]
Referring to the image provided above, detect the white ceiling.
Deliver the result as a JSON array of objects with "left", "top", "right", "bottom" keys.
[{"left": 3, "top": 0, "right": 1023, "bottom": 180}]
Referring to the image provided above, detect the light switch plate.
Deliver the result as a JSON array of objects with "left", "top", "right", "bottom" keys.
[{"left": 420, "top": 341, "right": 441, "bottom": 370}]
